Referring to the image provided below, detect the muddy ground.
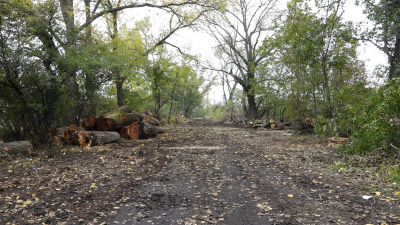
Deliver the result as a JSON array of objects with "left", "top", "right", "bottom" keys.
[{"left": 0, "top": 118, "right": 399, "bottom": 224}]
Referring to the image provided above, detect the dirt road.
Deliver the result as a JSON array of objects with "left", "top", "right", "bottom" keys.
[
  {"left": 0, "top": 119, "right": 398, "bottom": 224},
  {"left": 108, "top": 119, "right": 399, "bottom": 224}
]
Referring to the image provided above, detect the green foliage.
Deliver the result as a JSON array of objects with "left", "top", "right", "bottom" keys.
[
  {"left": 343, "top": 78, "right": 400, "bottom": 154},
  {"left": 331, "top": 162, "right": 346, "bottom": 171},
  {"left": 388, "top": 166, "right": 400, "bottom": 185}
]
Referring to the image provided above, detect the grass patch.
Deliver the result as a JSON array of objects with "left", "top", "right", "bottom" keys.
[
  {"left": 331, "top": 162, "right": 346, "bottom": 171},
  {"left": 362, "top": 185, "right": 376, "bottom": 192},
  {"left": 389, "top": 174, "right": 400, "bottom": 186}
]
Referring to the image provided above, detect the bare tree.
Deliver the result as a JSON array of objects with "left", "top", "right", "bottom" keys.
[{"left": 203, "top": 0, "right": 278, "bottom": 119}]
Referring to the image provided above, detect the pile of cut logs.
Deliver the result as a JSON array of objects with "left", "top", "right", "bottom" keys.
[
  {"left": 252, "top": 118, "right": 292, "bottom": 130},
  {"left": 51, "top": 105, "right": 164, "bottom": 148},
  {"left": 252, "top": 118, "right": 315, "bottom": 132}
]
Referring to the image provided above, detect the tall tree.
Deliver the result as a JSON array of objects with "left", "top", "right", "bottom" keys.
[
  {"left": 203, "top": 0, "right": 278, "bottom": 119},
  {"left": 274, "top": 0, "right": 359, "bottom": 120},
  {"left": 360, "top": 0, "right": 400, "bottom": 79},
  {"left": 99, "top": 0, "right": 222, "bottom": 107}
]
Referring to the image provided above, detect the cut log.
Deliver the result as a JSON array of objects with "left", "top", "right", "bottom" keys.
[
  {"left": 84, "top": 115, "right": 97, "bottom": 130},
  {"left": 142, "top": 109, "right": 153, "bottom": 117},
  {"left": 50, "top": 136, "right": 60, "bottom": 147},
  {"left": 54, "top": 126, "right": 85, "bottom": 136},
  {"left": 283, "top": 120, "right": 292, "bottom": 126},
  {"left": 143, "top": 116, "right": 161, "bottom": 126},
  {"left": 73, "top": 131, "right": 92, "bottom": 148},
  {"left": 254, "top": 120, "right": 263, "bottom": 124},
  {"left": 301, "top": 118, "right": 314, "bottom": 130},
  {"left": 128, "top": 121, "right": 157, "bottom": 139},
  {"left": 274, "top": 122, "right": 285, "bottom": 130},
  {"left": 117, "top": 126, "right": 129, "bottom": 139},
  {"left": 156, "top": 126, "right": 165, "bottom": 134},
  {"left": 127, "top": 122, "right": 140, "bottom": 139},
  {"left": 96, "top": 117, "right": 117, "bottom": 131},
  {"left": 0, "top": 141, "right": 32, "bottom": 155},
  {"left": 104, "top": 107, "right": 144, "bottom": 126},
  {"left": 63, "top": 124, "right": 77, "bottom": 143},
  {"left": 118, "top": 105, "right": 134, "bottom": 113},
  {"left": 270, "top": 123, "right": 276, "bottom": 129},
  {"left": 84, "top": 131, "right": 121, "bottom": 145},
  {"left": 263, "top": 121, "right": 271, "bottom": 128},
  {"left": 269, "top": 118, "right": 274, "bottom": 124}
]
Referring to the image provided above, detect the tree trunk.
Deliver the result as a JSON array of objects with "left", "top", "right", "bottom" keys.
[
  {"left": 0, "top": 141, "right": 32, "bottom": 156},
  {"left": 245, "top": 86, "right": 258, "bottom": 119},
  {"left": 116, "top": 77, "right": 125, "bottom": 107},
  {"left": 389, "top": 36, "right": 400, "bottom": 79}
]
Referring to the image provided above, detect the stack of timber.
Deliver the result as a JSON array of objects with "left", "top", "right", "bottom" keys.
[
  {"left": 252, "top": 118, "right": 292, "bottom": 130},
  {"left": 50, "top": 125, "right": 122, "bottom": 148},
  {"left": 82, "top": 105, "right": 164, "bottom": 141}
]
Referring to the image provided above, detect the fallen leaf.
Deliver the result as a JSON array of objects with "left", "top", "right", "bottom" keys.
[{"left": 287, "top": 194, "right": 293, "bottom": 197}]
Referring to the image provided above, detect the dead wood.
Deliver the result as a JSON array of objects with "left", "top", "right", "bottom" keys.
[
  {"left": 84, "top": 115, "right": 97, "bottom": 130},
  {"left": 73, "top": 131, "right": 92, "bottom": 148},
  {"left": 117, "top": 126, "right": 129, "bottom": 139},
  {"left": 85, "top": 131, "right": 121, "bottom": 145},
  {"left": 104, "top": 106, "right": 144, "bottom": 126},
  {"left": 96, "top": 117, "right": 117, "bottom": 131},
  {"left": 0, "top": 141, "right": 32, "bottom": 155},
  {"left": 128, "top": 121, "right": 157, "bottom": 139},
  {"left": 143, "top": 116, "right": 161, "bottom": 126},
  {"left": 63, "top": 125, "right": 77, "bottom": 143}
]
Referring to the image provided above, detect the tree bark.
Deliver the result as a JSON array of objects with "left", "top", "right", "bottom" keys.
[
  {"left": 389, "top": 36, "right": 400, "bottom": 79},
  {"left": 143, "top": 116, "right": 161, "bottom": 126},
  {"left": 116, "top": 77, "right": 125, "bottom": 107},
  {"left": 85, "top": 131, "right": 121, "bottom": 145},
  {"left": 0, "top": 141, "right": 32, "bottom": 155}
]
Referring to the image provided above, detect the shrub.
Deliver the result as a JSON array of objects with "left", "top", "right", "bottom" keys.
[{"left": 347, "top": 78, "right": 400, "bottom": 154}]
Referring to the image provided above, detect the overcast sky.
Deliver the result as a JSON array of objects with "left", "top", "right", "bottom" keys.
[{"left": 120, "top": 0, "right": 388, "bottom": 102}]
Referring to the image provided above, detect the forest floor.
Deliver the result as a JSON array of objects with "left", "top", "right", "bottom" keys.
[{"left": 0, "top": 118, "right": 399, "bottom": 225}]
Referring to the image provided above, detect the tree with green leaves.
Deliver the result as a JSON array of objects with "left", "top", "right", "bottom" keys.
[
  {"left": 0, "top": 0, "right": 225, "bottom": 145},
  {"left": 272, "top": 0, "right": 360, "bottom": 123},
  {"left": 359, "top": 0, "right": 400, "bottom": 79}
]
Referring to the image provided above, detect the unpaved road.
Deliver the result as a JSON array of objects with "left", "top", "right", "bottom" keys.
[
  {"left": 108, "top": 119, "right": 399, "bottom": 225},
  {"left": 0, "top": 119, "right": 398, "bottom": 224}
]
